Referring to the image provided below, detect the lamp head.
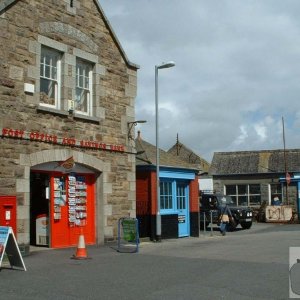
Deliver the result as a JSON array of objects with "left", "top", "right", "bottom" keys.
[
  {"left": 128, "top": 120, "right": 147, "bottom": 125},
  {"left": 156, "top": 61, "right": 175, "bottom": 69}
]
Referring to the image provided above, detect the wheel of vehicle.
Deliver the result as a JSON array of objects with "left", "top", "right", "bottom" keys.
[
  {"left": 227, "top": 218, "right": 237, "bottom": 231},
  {"left": 241, "top": 221, "right": 252, "bottom": 229}
]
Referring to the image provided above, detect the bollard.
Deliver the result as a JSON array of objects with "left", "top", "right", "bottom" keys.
[{"left": 210, "top": 211, "right": 213, "bottom": 236}]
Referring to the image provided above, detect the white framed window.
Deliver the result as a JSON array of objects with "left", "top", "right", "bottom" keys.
[
  {"left": 160, "top": 180, "right": 189, "bottom": 213},
  {"left": 177, "top": 183, "right": 187, "bottom": 210},
  {"left": 160, "top": 181, "right": 173, "bottom": 210},
  {"left": 75, "top": 59, "right": 93, "bottom": 116},
  {"left": 40, "top": 47, "right": 61, "bottom": 109},
  {"left": 225, "top": 184, "right": 261, "bottom": 206}
]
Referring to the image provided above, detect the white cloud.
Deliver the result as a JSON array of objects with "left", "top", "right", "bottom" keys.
[
  {"left": 254, "top": 124, "right": 267, "bottom": 141},
  {"left": 233, "top": 125, "right": 249, "bottom": 146},
  {"left": 100, "top": 0, "right": 300, "bottom": 161}
]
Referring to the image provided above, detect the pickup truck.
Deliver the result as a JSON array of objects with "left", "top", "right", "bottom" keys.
[{"left": 199, "top": 191, "right": 253, "bottom": 230}]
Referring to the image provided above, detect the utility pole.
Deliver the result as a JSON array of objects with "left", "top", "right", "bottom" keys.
[{"left": 282, "top": 116, "right": 289, "bottom": 205}]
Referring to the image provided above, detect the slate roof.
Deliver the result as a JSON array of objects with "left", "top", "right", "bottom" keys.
[
  {"left": 135, "top": 135, "right": 199, "bottom": 172},
  {"left": 0, "top": 0, "right": 139, "bottom": 69},
  {"left": 210, "top": 149, "right": 300, "bottom": 175},
  {"left": 168, "top": 141, "right": 210, "bottom": 173}
]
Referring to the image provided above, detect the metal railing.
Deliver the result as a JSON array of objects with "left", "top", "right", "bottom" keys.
[{"left": 200, "top": 210, "right": 216, "bottom": 237}]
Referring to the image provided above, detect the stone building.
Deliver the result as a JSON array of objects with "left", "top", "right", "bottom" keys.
[
  {"left": 210, "top": 149, "right": 300, "bottom": 220},
  {"left": 0, "top": 0, "right": 138, "bottom": 254}
]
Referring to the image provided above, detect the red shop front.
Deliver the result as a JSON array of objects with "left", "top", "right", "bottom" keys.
[{"left": 31, "top": 171, "right": 96, "bottom": 248}]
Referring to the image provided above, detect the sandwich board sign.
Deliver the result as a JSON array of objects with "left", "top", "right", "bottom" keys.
[
  {"left": 0, "top": 226, "right": 26, "bottom": 271},
  {"left": 117, "top": 217, "right": 139, "bottom": 253}
]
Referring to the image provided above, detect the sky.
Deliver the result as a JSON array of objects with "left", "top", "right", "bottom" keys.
[{"left": 100, "top": 0, "right": 300, "bottom": 162}]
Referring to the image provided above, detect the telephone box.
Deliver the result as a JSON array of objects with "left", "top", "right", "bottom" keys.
[{"left": 0, "top": 196, "right": 17, "bottom": 237}]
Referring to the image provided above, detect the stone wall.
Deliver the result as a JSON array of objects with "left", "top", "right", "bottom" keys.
[{"left": 0, "top": 0, "right": 138, "bottom": 245}]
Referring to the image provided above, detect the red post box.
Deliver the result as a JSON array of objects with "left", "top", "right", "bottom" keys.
[{"left": 0, "top": 196, "right": 17, "bottom": 237}]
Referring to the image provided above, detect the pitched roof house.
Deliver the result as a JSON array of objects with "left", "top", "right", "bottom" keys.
[
  {"left": 168, "top": 137, "right": 210, "bottom": 173},
  {"left": 135, "top": 132, "right": 200, "bottom": 240},
  {"left": 210, "top": 149, "right": 300, "bottom": 219},
  {"left": 210, "top": 149, "right": 300, "bottom": 175},
  {"left": 0, "top": 0, "right": 138, "bottom": 254}
]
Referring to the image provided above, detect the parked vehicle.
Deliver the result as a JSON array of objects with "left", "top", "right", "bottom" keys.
[{"left": 199, "top": 191, "right": 253, "bottom": 230}]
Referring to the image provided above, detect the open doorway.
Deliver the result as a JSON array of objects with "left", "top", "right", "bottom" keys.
[{"left": 30, "top": 172, "right": 50, "bottom": 247}]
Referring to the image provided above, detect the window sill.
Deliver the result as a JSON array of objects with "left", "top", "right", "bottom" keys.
[
  {"left": 73, "top": 113, "right": 100, "bottom": 124},
  {"left": 37, "top": 106, "right": 100, "bottom": 124},
  {"left": 37, "top": 105, "right": 69, "bottom": 117}
]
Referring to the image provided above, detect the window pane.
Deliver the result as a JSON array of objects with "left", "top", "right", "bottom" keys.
[
  {"left": 76, "top": 88, "right": 88, "bottom": 113},
  {"left": 79, "top": 75, "right": 83, "bottom": 88},
  {"left": 226, "top": 185, "right": 236, "bottom": 195},
  {"left": 85, "top": 76, "right": 89, "bottom": 89},
  {"left": 271, "top": 184, "right": 282, "bottom": 194},
  {"left": 40, "top": 78, "right": 55, "bottom": 106},
  {"left": 160, "top": 182, "right": 173, "bottom": 210},
  {"left": 237, "top": 185, "right": 247, "bottom": 194},
  {"left": 238, "top": 196, "right": 248, "bottom": 206},
  {"left": 45, "top": 65, "right": 50, "bottom": 78},
  {"left": 40, "top": 47, "right": 61, "bottom": 108},
  {"left": 168, "top": 196, "right": 172, "bottom": 209},
  {"left": 249, "top": 184, "right": 260, "bottom": 194},
  {"left": 76, "top": 59, "right": 92, "bottom": 115},
  {"left": 52, "top": 66, "right": 57, "bottom": 80},
  {"left": 177, "top": 184, "right": 186, "bottom": 210},
  {"left": 231, "top": 195, "right": 237, "bottom": 205},
  {"left": 44, "top": 54, "right": 51, "bottom": 66},
  {"left": 250, "top": 195, "right": 261, "bottom": 205}
]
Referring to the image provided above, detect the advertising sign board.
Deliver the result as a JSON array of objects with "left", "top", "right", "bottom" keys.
[{"left": 0, "top": 226, "right": 26, "bottom": 271}]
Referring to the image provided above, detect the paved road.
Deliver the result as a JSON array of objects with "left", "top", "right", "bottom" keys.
[{"left": 0, "top": 222, "right": 299, "bottom": 299}]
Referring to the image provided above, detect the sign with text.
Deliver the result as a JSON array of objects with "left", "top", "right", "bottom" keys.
[
  {"left": 117, "top": 218, "right": 139, "bottom": 253},
  {"left": 178, "top": 215, "right": 186, "bottom": 223},
  {"left": 0, "top": 226, "right": 26, "bottom": 271},
  {"left": 1, "top": 127, "right": 125, "bottom": 153},
  {"left": 122, "top": 218, "right": 137, "bottom": 242}
]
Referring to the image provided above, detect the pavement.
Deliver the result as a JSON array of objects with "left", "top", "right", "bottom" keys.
[{"left": 0, "top": 222, "right": 299, "bottom": 300}]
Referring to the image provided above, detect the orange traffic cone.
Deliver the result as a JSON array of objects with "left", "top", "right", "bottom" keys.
[{"left": 71, "top": 228, "right": 90, "bottom": 260}]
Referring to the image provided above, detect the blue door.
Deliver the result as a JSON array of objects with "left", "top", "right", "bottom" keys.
[{"left": 177, "top": 183, "right": 189, "bottom": 237}]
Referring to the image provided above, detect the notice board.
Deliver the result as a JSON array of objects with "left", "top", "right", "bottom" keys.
[
  {"left": 117, "top": 218, "right": 139, "bottom": 253},
  {"left": 0, "top": 226, "right": 26, "bottom": 271}
]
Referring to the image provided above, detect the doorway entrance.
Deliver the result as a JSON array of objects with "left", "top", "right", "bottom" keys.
[
  {"left": 177, "top": 182, "right": 189, "bottom": 237},
  {"left": 30, "top": 170, "right": 96, "bottom": 248},
  {"left": 30, "top": 172, "right": 50, "bottom": 247}
]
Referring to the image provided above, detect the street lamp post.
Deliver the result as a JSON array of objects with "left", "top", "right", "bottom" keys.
[{"left": 155, "top": 61, "right": 175, "bottom": 241}]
